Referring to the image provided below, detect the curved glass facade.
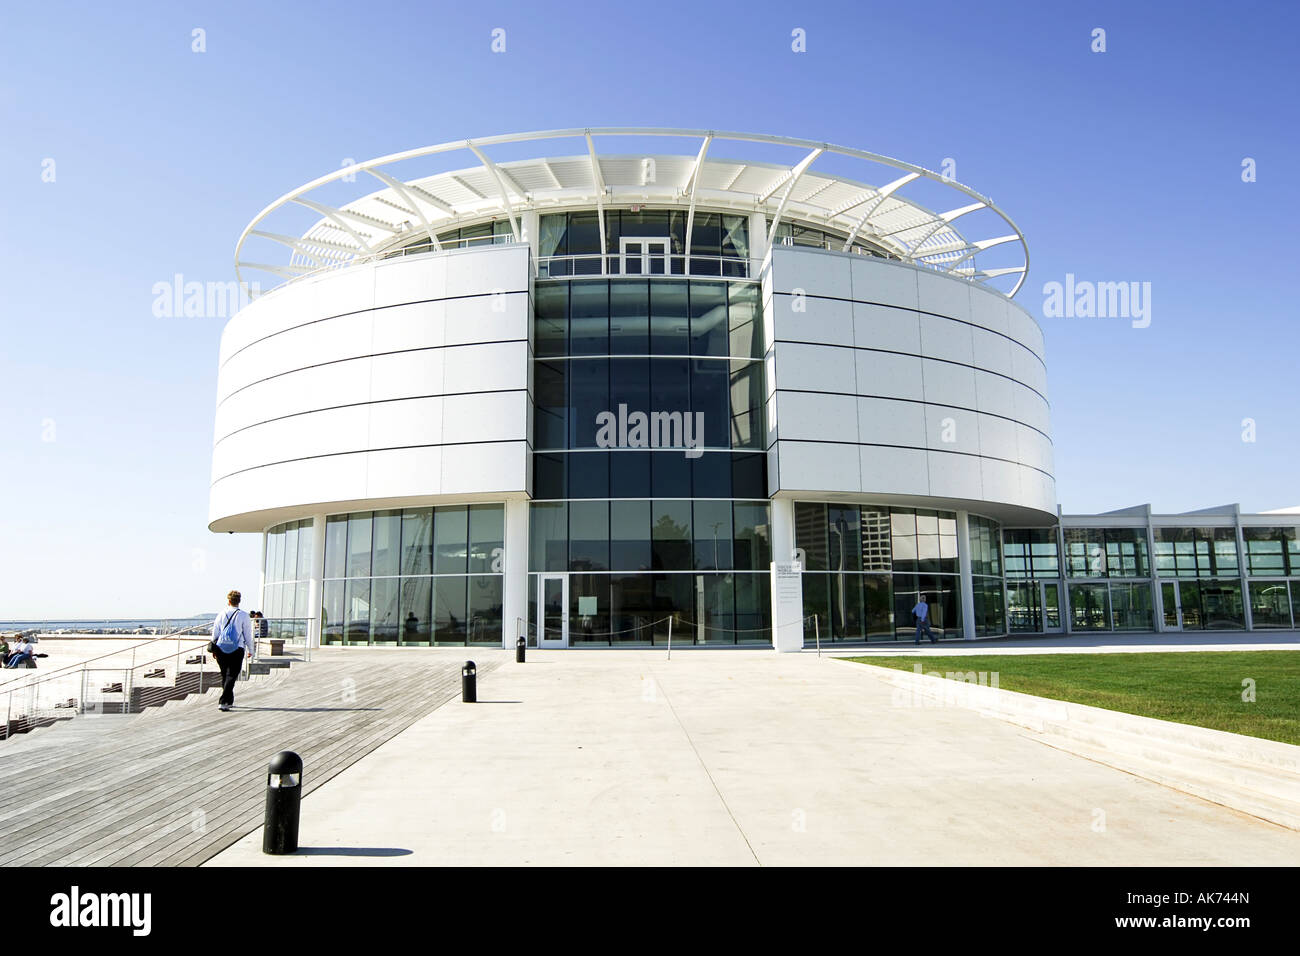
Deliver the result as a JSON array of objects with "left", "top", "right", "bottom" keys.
[
  {"left": 795, "top": 503, "right": 1005, "bottom": 642},
  {"left": 262, "top": 518, "right": 314, "bottom": 638},
  {"left": 273, "top": 506, "right": 509, "bottom": 646}
]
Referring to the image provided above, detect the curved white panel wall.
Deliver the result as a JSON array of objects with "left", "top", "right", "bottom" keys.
[
  {"left": 763, "top": 245, "right": 1055, "bottom": 522},
  {"left": 209, "top": 244, "right": 532, "bottom": 531}
]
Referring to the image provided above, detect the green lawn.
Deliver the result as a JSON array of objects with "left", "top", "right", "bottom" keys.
[{"left": 848, "top": 652, "right": 1300, "bottom": 745}]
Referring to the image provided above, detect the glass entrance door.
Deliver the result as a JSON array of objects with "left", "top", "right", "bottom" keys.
[
  {"left": 538, "top": 575, "right": 569, "bottom": 647},
  {"left": 1041, "top": 582, "right": 1062, "bottom": 632},
  {"left": 1161, "top": 581, "right": 1182, "bottom": 631},
  {"left": 1007, "top": 582, "right": 1042, "bottom": 632},
  {"left": 619, "top": 237, "right": 670, "bottom": 275}
]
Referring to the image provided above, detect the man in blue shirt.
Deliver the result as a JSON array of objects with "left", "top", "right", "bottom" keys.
[
  {"left": 912, "top": 594, "right": 937, "bottom": 644},
  {"left": 211, "top": 590, "right": 254, "bottom": 711}
]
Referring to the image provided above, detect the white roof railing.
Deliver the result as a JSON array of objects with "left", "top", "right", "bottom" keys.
[{"left": 234, "top": 128, "right": 1030, "bottom": 297}]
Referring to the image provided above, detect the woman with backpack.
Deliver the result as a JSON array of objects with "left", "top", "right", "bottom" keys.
[{"left": 210, "top": 590, "right": 254, "bottom": 711}]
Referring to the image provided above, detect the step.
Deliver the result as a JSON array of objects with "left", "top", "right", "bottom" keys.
[
  {"left": 1034, "top": 717, "right": 1300, "bottom": 806},
  {"left": 1031, "top": 732, "right": 1300, "bottom": 831}
]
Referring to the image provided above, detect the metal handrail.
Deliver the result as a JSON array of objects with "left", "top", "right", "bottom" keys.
[
  {"left": 4, "top": 623, "right": 211, "bottom": 687},
  {"left": 534, "top": 252, "right": 760, "bottom": 279}
]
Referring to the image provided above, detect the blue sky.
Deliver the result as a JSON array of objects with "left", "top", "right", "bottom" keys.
[{"left": 1, "top": 0, "right": 1296, "bottom": 618}]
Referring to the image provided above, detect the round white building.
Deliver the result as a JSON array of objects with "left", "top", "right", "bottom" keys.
[{"left": 210, "top": 128, "right": 1054, "bottom": 650}]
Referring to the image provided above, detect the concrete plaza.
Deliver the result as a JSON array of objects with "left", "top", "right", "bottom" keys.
[{"left": 209, "top": 643, "right": 1300, "bottom": 867}]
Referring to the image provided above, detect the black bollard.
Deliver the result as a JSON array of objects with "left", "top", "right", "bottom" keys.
[
  {"left": 462, "top": 660, "right": 477, "bottom": 702},
  {"left": 262, "top": 751, "right": 303, "bottom": 855},
  {"left": 516, "top": 636, "right": 526, "bottom": 663}
]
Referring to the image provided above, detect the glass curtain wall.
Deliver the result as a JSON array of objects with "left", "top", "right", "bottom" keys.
[
  {"left": 530, "top": 275, "right": 769, "bottom": 645},
  {"left": 795, "top": 503, "right": 972, "bottom": 643},
  {"left": 1153, "top": 527, "right": 1245, "bottom": 629},
  {"left": 1062, "top": 527, "right": 1154, "bottom": 631},
  {"left": 317, "top": 505, "right": 505, "bottom": 646},
  {"left": 528, "top": 500, "right": 771, "bottom": 645},
  {"left": 537, "top": 210, "right": 751, "bottom": 277},
  {"left": 261, "top": 518, "right": 315, "bottom": 639},
  {"left": 1243, "top": 527, "right": 1298, "bottom": 628}
]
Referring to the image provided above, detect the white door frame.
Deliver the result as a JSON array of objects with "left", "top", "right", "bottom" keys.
[
  {"left": 1160, "top": 580, "right": 1183, "bottom": 631},
  {"left": 1040, "top": 581, "right": 1064, "bottom": 633},
  {"left": 537, "top": 574, "right": 569, "bottom": 648},
  {"left": 619, "top": 236, "right": 671, "bottom": 275}
]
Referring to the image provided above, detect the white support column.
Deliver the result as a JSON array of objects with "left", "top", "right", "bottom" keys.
[
  {"left": 257, "top": 531, "right": 267, "bottom": 613},
  {"left": 1235, "top": 510, "right": 1253, "bottom": 632},
  {"left": 769, "top": 496, "right": 803, "bottom": 652},
  {"left": 1056, "top": 518, "right": 1072, "bottom": 634},
  {"left": 956, "top": 511, "right": 977, "bottom": 641},
  {"left": 306, "top": 514, "right": 326, "bottom": 649},
  {"left": 748, "top": 210, "right": 769, "bottom": 276},
  {"left": 503, "top": 498, "right": 529, "bottom": 649},
  {"left": 1145, "top": 513, "right": 1164, "bottom": 633},
  {"left": 519, "top": 210, "right": 539, "bottom": 258}
]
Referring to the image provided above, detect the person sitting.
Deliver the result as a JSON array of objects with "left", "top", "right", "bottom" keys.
[
  {"left": 0, "top": 635, "right": 11, "bottom": 666},
  {"left": 4, "top": 636, "right": 36, "bottom": 668}
]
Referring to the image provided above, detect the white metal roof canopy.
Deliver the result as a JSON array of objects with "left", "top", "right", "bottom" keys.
[{"left": 234, "top": 128, "right": 1030, "bottom": 297}]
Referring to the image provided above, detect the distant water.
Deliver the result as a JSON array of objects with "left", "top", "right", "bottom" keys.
[{"left": 0, "top": 617, "right": 210, "bottom": 633}]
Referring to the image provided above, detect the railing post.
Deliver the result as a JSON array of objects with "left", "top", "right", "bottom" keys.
[
  {"left": 667, "top": 615, "right": 672, "bottom": 660},
  {"left": 815, "top": 614, "right": 821, "bottom": 658}
]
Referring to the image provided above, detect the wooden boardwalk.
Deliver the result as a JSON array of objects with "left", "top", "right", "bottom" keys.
[{"left": 0, "top": 649, "right": 500, "bottom": 866}]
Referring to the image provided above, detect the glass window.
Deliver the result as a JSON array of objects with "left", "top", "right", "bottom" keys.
[
  {"left": 827, "top": 506, "right": 861, "bottom": 572},
  {"left": 569, "top": 281, "right": 609, "bottom": 356},
  {"left": 296, "top": 520, "right": 314, "bottom": 582},
  {"left": 650, "top": 446, "right": 691, "bottom": 498},
  {"left": 1068, "top": 582, "right": 1110, "bottom": 631},
  {"left": 322, "top": 580, "right": 345, "bottom": 644},
  {"left": 609, "top": 357, "right": 649, "bottom": 425},
  {"left": 860, "top": 509, "right": 892, "bottom": 572},
  {"left": 434, "top": 506, "right": 468, "bottom": 574},
  {"left": 795, "top": 502, "right": 828, "bottom": 570},
  {"left": 609, "top": 280, "right": 649, "bottom": 355},
  {"left": 344, "top": 578, "right": 371, "bottom": 644},
  {"left": 324, "top": 516, "right": 348, "bottom": 579},
  {"left": 371, "top": 510, "right": 401, "bottom": 578},
  {"left": 569, "top": 359, "right": 610, "bottom": 449},
  {"left": 611, "top": 500, "right": 652, "bottom": 571},
  {"left": 468, "top": 575, "right": 503, "bottom": 644},
  {"left": 370, "top": 576, "right": 399, "bottom": 644},
  {"left": 651, "top": 500, "right": 692, "bottom": 570},
  {"left": 399, "top": 577, "right": 432, "bottom": 645},
  {"left": 401, "top": 509, "right": 433, "bottom": 576},
  {"left": 534, "top": 284, "right": 567, "bottom": 356},
  {"left": 728, "top": 284, "right": 762, "bottom": 359},
  {"left": 282, "top": 524, "right": 299, "bottom": 582},
  {"left": 689, "top": 283, "right": 728, "bottom": 356},
  {"left": 1109, "top": 582, "right": 1153, "bottom": 630},
  {"left": 534, "top": 359, "right": 568, "bottom": 449},
  {"left": 649, "top": 281, "right": 689, "bottom": 354},
  {"left": 691, "top": 360, "right": 729, "bottom": 449},
  {"left": 1248, "top": 581, "right": 1291, "bottom": 628},
  {"left": 693, "top": 500, "right": 733, "bottom": 570},
  {"left": 610, "top": 450, "right": 651, "bottom": 498},
  {"left": 434, "top": 576, "right": 468, "bottom": 645},
  {"left": 569, "top": 500, "right": 610, "bottom": 572},
  {"left": 529, "top": 502, "right": 568, "bottom": 572},
  {"left": 733, "top": 502, "right": 771, "bottom": 571},
  {"left": 346, "top": 513, "right": 372, "bottom": 578},
  {"left": 469, "top": 505, "right": 504, "bottom": 574}
]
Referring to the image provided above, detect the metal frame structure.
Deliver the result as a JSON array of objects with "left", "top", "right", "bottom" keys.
[{"left": 234, "top": 128, "right": 1030, "bottom": 297}]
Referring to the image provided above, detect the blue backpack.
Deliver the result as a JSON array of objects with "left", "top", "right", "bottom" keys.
[{"left": 215, "top": 609, "right": 243, "bottom": 652}]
